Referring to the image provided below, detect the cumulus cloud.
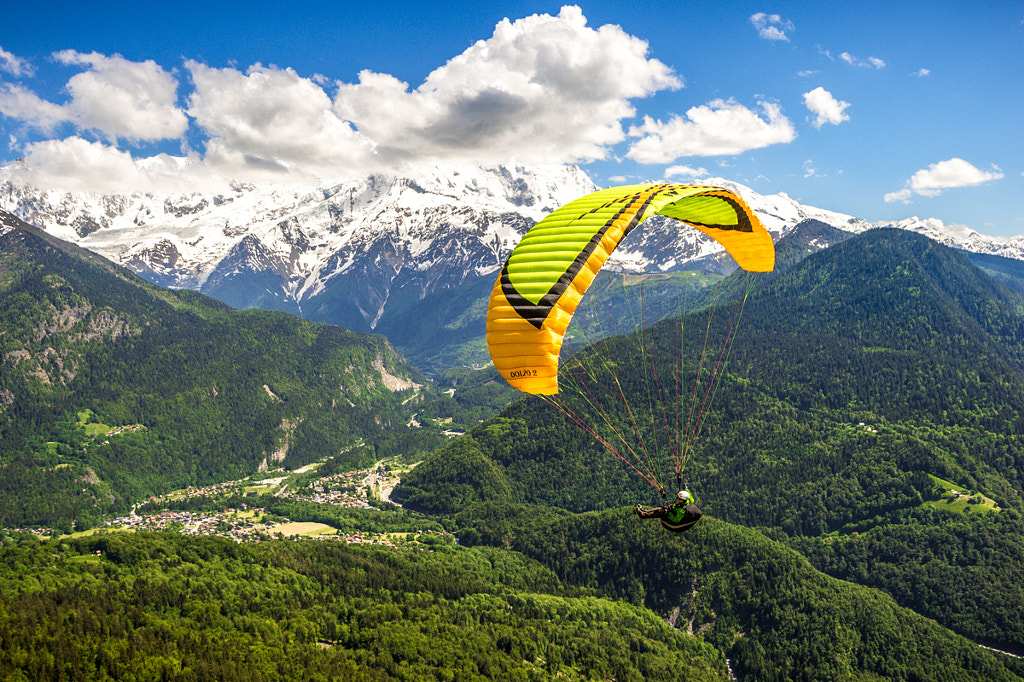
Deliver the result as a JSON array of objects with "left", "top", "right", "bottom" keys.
[
  {"left": 8, "top": 136, "right": 206, "bottom": 193},
  {"left": 665, "top": 164, "right": 708, "bottom": 179},
  {"left": 883, "top": 188, "right": 913, "bottom": 203},
  {"left": 0, "top": 45, "right": 33, "bottom": 77},
  {"left": 913, "top": 68, "right": 931, "bottom": 77},
  {"left": 625, "top": 99, "right": 795, "bottom": 163},
  {"left": 750, "top": 13, "right": 794, "bottom": 41},
  {"left": 885, "top": 158, "right": 1004, "bottom": 202},
  {"left": 803, "top": 87, "right": 850, "bottom": 128},
  {"left": 333, "top": 5, "right": 680, "bottom": 168},
  {"left": 909, "top": 158, "right": 1003, "bottom": 195},
  {"left": 1, "top": 7, "right": 684, "bottom": 191},
  {"left": 0, "top": 50, "right": 186, "bottom": 143},
  {"left": 187, "top": 62, "right": 377, "bottom": 181},
  {"left": 0, "top": 83, "right": 69, "bottom": 133},
  {"left": 52, "top": 50, "right": 188, "bottom": 142}
]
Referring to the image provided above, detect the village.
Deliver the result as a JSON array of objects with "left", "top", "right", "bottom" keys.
[
  {"left": 100, "top": 506, "right": 431, "bottom": 548},
  {"left": 93, "top": 458, "right": 443, "bottom": 547}
]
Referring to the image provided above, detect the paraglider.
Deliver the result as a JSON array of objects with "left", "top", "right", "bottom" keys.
[
  {"left": 485, "top": 183, "right": 775, "bottom": 531},
  {"left": 636, "top": 487, "right": 703, "bottom": 533}
]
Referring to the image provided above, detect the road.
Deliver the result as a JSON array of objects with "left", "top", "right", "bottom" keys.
[{"left": 361, "top": 459, "right": 420, "bottom": 507}]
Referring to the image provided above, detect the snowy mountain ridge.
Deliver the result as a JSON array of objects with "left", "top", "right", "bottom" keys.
[
  {"left": 3, "top": 165, "right": 588, "bottom": 286},
  {"left": 3, "top": 164, "right": 1023, "bottom": 338}
]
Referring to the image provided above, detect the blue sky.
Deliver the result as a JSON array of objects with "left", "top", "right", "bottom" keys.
[{"left": 1, "top": 1, "right": 1022, "bottom": 236}]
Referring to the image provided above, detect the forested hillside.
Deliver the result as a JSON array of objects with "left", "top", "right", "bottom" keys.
[
  {"left": 0, "top": 528, "right": 731, "bottom": 682},
  {"left": 3, "top": 507, "right": 1021, "bottom": 681},
  {"left": 395, "top": 228, "right": 1024, "bottom": 654},
  {"left": 457, "top": 504, "right": 1023, "bottom": 681},
  {"left": 0, "top": 212, "right": 468, "bottom": 529}
]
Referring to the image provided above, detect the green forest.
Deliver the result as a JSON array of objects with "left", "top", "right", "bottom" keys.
[
  {"left": 3, "top": 508, "right": 1022, "bottom": 681},
  {"left": 0, "top": 528, "right": 730, "bottom": 682}
]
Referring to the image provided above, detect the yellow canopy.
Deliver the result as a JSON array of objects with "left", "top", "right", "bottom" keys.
[{"left": 486, "top": 183, "right": 775, "bottom": 394}]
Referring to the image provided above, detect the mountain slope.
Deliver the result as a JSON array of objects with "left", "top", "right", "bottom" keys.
[
  {"left": 3, "top": 216, "right": 1023, "bottom": 680},
  {"left": 0, "top": 210, "right": 452, "bottom": 529},
  {"left": 734, "top": 227, "right": 1024, "bottom": 417},
  {"left": 457, "top": 504, "right": 1022, "bottom": 681},
  {"left": 394, "top": 228, "right": 1024, "bottom": 652},
  {"left": 2, "top": 166, "right": 594, "bottom": 327}
]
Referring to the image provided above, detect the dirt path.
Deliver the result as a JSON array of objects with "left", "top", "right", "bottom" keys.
[{"left": 979, "top": 644, "right": 1023, "bottom": 660}]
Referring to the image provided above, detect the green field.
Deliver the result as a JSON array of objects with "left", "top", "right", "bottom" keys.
[
  {"left": 925, "top": 474, "right": 1000, "bottom": 514},
  {"left": 270, "top": 521, "right": 336, "bottom": 537}
]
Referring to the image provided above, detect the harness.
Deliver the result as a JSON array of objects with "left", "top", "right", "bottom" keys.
[{"left": 659, "top": 503, "right": 703, "bottom": 533}]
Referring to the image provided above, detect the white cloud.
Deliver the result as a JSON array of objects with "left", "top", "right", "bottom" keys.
[
  {"left": 665, "top": 164, "right": 708, "bottom": 178},
  {"left": 187, "top": 61, "right": 376, "bottom": 181},
  {"left": 913, "top": 68, "right": 931, "bottom": 77},
  {"left": 803, "top": 87, "right": 850, "bottom": 128},
  {"left": 0, "top": 45, "right": 33, "bottom": 77},
  {"left": 909, "top": 158, "right": 1003, "bottom": 195},
  {"left": 884, "top": 188, "right": 913, "bottom": 204},
  {"left": 886, "top": 158, "right": 1003, "bottom": 202},
  {"left": 750, "top": 13, "right": 794, "bottom": 41},
  {"left": 0, "top": 51, "right": 186, "bottom": 144},
  {"left": 53, "top": 51, "right": 188, "bottom": 142},
  {"left": 625, "top": 99, "right": 796, "bottom": 162},
  {"left": 1, "top": 7, "right": 683, "bottom": 191},
  {"left": 840, "top": 52, "right": 885, "bottom": 69},
  {"left": 7, "top": 136, "right": 207, "bottom": 193},
  {"left": 333, "top": 6, "right": 680, "bottom": 168},
  {"left": 0, "top": 83, "right": 69, "bottom": 132}
]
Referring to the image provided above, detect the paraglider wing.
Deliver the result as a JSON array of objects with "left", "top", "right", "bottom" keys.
[{"left": 486, "top": 183, "right": 774, "bottom": 394}]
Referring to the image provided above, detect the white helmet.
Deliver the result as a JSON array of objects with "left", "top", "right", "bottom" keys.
[{"left": 677, "top": 490, "right": 691, "bottom": 502}]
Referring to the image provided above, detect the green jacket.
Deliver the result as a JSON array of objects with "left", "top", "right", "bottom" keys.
[{"left": 666, "top": 500, "right": 691, "bottom": 523}]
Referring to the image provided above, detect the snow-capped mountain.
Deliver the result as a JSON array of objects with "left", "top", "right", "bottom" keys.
[
  {"left": 3, "top": 164, "right": 1023, "bottom": 350},
  {"left": 1, "top": 165, "right": 595, "bottom": 330}
]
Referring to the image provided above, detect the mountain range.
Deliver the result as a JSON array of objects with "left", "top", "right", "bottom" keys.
[{"left": 6, "top": 165, "right": 1024, "bottom": 369}]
